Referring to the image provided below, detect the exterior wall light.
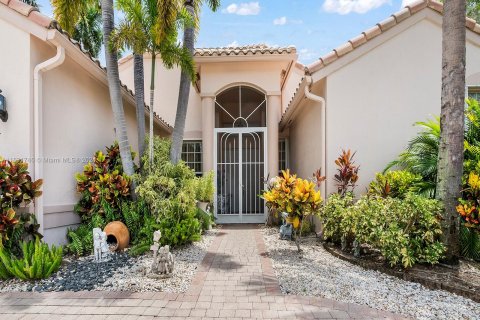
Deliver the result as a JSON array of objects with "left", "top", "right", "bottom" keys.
[{"left": 0, "top": 90, "right": 7, "bottom": 122}]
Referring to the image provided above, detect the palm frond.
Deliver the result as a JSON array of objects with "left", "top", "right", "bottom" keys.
[
  {"left": 72, "top": 4, "right": 103, "bottom": 57},
  {"left": 51, "top": 0, "right": 96, "bottom": 35}
]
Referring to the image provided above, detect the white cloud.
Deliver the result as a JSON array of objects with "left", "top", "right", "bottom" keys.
[
  {"left": 322, "top": 0, "right": 391, "bottom": 15},
  {"left": 227, "top": 40, "right": 239, "bottom": 47},
  {"left": 298, "top": 48, "right": 319, "bottom": 63},
  {"left": 222, "top": 2, "right": 261, "bottom": 15},
  {"left": 401, "top": 0, "right": 416, "bottom": 8},
  {"left": 273, "top": 16, "right": 287, "bottom": 25}
]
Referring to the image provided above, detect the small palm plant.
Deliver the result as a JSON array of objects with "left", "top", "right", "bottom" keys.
[
  {"left": 110, "top": 0, "right": 195, "bottom": 167},
  {"left": 385, "top": 117, "right": 440, "bottom": 198}
]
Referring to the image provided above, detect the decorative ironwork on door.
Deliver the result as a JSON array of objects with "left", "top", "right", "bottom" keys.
[
  {"left": 216, "top": 130, "right": 265, "bottom": 217},
  {"left": 214, "top": 86, "right": 267, "bottom": 223}
]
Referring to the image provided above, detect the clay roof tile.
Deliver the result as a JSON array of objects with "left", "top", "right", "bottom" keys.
[
  {"left": 349, "top": 34, "right": 367, "bottom": 48},
  {"left": 392, "top": 8, "right": 411, "bottom": 23},
  {"left": 193, "top": 44, "right": 296, "bottom": 57},
  {"left": 407, "top": 0, "right": 428, "bottom": 14},
  {"left": 363, "top": 25, "right": 382, "bottom": 40},
  {"left": 8, "top": 0, "right": 37, "bottom": 16},
  {"left": 377, "top": 16, "right": 396, "bottom": 32}
]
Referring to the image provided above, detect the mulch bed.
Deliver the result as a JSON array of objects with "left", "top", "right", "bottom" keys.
[{"left": 323, "top": 243, "right": 480, "bottom": 303}]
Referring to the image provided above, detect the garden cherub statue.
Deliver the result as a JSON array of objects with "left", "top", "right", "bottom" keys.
[
  {"left": 149, "top": 230, "right": 175, "bottom": 278},
  {"left": 93, "top": 228, "right": 111, "bottom": 262}
]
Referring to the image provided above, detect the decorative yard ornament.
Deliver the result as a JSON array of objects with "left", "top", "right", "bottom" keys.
[
  {"left": 150, "top": 230, "right": 161, "bottom": 271},
  {"left": 149, "top": 230, "right": 175, "bottom": 278},
  {"left": 93, "top": 228, "right": 111, "bottom": 262},
  {"left": 0, "top": 90, "right": 7, "bottom": 122},
  {"left": 279, "top": 212, "right": 293, "bottom": 240}
]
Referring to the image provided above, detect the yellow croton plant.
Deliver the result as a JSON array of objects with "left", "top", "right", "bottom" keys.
[{"left": 262, "top": 170, "right": 322, "bottom": 228}]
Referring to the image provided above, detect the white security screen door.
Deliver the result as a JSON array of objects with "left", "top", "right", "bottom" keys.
[
  {"left": 214, "top": 128, "right": 267, "bottom": 223},
  {"left": 214, "top": 85, "right": 268, "bottom": 223}
]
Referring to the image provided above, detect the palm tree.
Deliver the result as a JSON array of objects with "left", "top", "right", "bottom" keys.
[
  {"left": 110, "top": 0, "right": 195, "bottom": 166},
  {"left": 385, "top": 118, "right": 440, "bottom": 198},
  {"left": 170, "top": 0, "right": 220, "bottom": 164},
  {"left": 72, "top": 4, "right": 103, "bottom": 58},
  {"left": 51, "top": 0, "right": 136, "bottom": 177},
  {"left": 436, "top": 0, "right": 466, "bottom": 262},
  {"left": 133, "top": 54, "right": 146, "bottom": 160}
]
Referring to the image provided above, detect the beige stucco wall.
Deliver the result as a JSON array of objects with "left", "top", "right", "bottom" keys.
[
  {"left": 288, "top": 80, "right": 326, "bottom": 185},
  {"left": 289, "top": 14, "right": 480, "bottom": 198},
  {"left": 0, "top": 19, "right": 32, "bottom": 161},
  {"left": 200, "top": 61, "right": 283, "bottom": 95},
  {"left": 30, "top": 37, "right": 145, "bottom": 244},
  {"left": 119, "top": 57, "right": 202, "bottom": 139}
]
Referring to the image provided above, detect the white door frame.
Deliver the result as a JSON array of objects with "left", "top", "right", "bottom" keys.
[{"left": 214, "top": 127, "right": 268, "bottom": 223}]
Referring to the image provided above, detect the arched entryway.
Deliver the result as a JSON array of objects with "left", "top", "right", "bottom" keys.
[{"left": 214, "top": 85, "right": 267, "bottom": 223}]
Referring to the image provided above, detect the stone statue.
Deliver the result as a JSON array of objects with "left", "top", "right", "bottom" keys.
[
  {"left": 279, "top": 212, "right": 293, "bottom": 240},
  {"left": 149, "top": 230, "right": 175, "bottom": 278},
  {"left": 93, "top": 228, "right": 111, "bottom": 262},
  {"left": 150, "top": 230, "right": 161, "bottom": 273}
]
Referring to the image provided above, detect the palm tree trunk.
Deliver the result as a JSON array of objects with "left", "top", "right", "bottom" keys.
[
  {"left": 170, "top": 0, "right": 195, "bottom": 164},
  {"left": 101, "top": 0, "right": 135, "bottom": 177},
  {"left": 149, "top": 53, "right": 157, "bottom": 167},
  {"left": 436, "top": 0, "right": 466, "bottom": 263},
  {"left": 134, "top": 53, "right": 146, "bottom": 161}
]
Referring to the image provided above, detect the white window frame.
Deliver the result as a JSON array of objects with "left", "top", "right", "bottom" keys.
[
  {"left": 279, "top": 138, "right": 289, "bottom": 173},
  {"left": 181, "top": 140, "right": 203, "bottom": 176}
]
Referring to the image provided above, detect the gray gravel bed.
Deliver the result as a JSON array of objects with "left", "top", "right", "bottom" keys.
[
  {"left": 0, "top": 229, "right": 217, "bottom": 293},
  {"left": 262, "top": 227, "right": 480, "bottom": 320}
]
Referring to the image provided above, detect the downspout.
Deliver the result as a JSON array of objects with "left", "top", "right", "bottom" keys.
[
  {"left": 304, "top": 75, "right": 327, "bottom": 198},
  {"left": 33, "top": 41, "right": 66, "bottom": 235}
]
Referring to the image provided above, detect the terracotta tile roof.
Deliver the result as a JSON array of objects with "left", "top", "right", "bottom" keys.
[
  {"left": 0, "top": 0, "right": 172, "bottom": 132},
  {"left": 194, "top": 44, "right": 296, "bottom": 57},
  {"left": 307, "top": 0, "right": 480, "bottom": 74}
]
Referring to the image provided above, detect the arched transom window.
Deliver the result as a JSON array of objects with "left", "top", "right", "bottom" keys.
[{"left": 215, "top": 86, "right": 267, "bottom": 128}]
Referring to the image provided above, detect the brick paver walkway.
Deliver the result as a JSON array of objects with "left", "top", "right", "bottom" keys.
[{"left": 0, "top": 225, "right": 407, "bottom": 319}]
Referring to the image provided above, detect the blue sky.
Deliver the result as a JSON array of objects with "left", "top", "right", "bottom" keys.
[{"left": 37, "top": 0, "right": 413, "bottom": 64}]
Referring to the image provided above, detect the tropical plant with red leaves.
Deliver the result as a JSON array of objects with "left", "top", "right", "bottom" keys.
[
  {"left": 333, "top": 149, "right": 359, "bottom": 197},
  {"left": 0, "top": 158, "right": 43, "bottom": 246},
  {"left": 313, "top": 168, "right": 326, "bottom": 189},
  {"left": 74, "top": 142, "right": 133, "bottom": 221}
]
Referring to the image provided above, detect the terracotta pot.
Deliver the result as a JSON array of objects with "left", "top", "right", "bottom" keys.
[{"left": 104, "top": 221, "right": 130, "bottom": 251}]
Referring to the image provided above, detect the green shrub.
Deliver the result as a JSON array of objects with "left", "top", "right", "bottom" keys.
[
  {"left": 195, "top": 207, "right": 213, "bottom": 232},
  {"left": 135, "top": 138, "right": 202, "bottom": 248},
  {"left": 320, "top": 193, "right": 445, "bottom": 268},
  {"left": 368, "top": 170, "right": 421, "bottom": 198},
  {"left": 0, "top": 238, "right": 62, "bottom": 280},
  {"left": 354, "top": 195, "right": 445, "bottom": 268},
  {"left": 122, "top": 200, "right": 159, "bottom": 256},
  {"left": 320, "top": 193, "right": 355, "bottom": 243},
  {"left": 195, "top": 171, "right": 215, "bottom": 203},
  {"left": 157, "top": 212, "right": 201, "bottom": 247},
  {"left": 301, "top": 218, "right": 314, "bottom": 235}
]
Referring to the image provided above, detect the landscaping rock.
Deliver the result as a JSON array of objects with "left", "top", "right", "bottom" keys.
[
  {"left": 0, "top": 229, "right": 217, "bottom": 293},
  {"left": 262, "top": 227, "right": 480, "bottom": 320}
]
